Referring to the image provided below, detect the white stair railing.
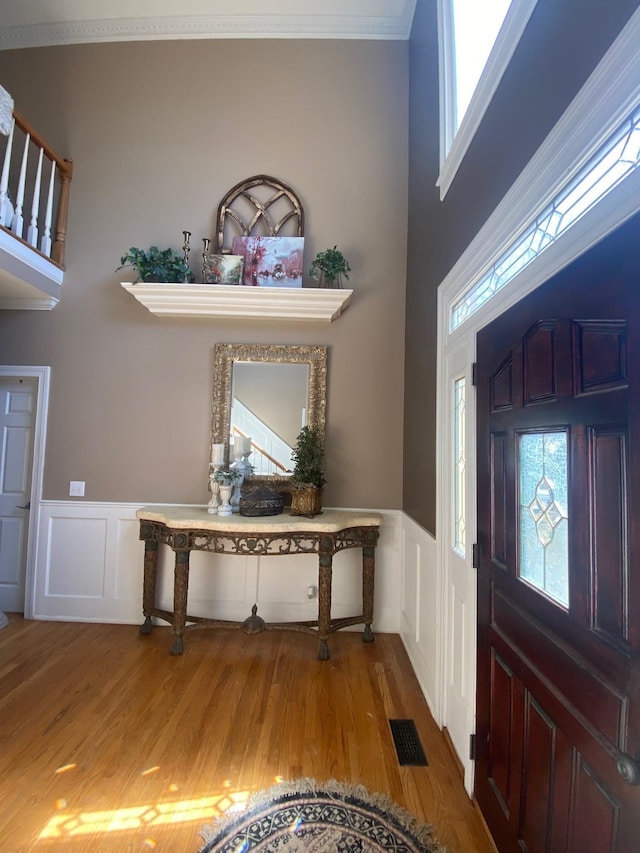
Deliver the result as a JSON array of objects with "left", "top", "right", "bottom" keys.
[{"left": 0, "top": 111, "right": 73, "bottom": 268}]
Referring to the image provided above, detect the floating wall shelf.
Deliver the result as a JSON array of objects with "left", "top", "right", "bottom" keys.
[{"left": 121, "top": 282, "right": 352, "bottom": 322}]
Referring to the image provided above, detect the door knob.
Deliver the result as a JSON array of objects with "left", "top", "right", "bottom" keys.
[
  {"left": 616, "top": 753, "right": 640, "bottom": 785},
  {"left": 15, "top": 501, "right": 30, "bottom": 510}
]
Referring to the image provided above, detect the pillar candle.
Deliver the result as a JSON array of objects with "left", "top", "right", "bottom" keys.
[
  {"left": 211, "top": 443, "right": 225, "bottom": 465},
  {"left": 238, "top": 436, "right": 251, "bottom": 454}
]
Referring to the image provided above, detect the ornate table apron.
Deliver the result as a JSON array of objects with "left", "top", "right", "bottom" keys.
[{"left": 136, "top": 506, "right": 382, "bottom": 660}]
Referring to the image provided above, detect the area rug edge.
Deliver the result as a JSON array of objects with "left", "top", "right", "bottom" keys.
[{"left": 199, "top": 777, "right": 446, "bottom": 852}]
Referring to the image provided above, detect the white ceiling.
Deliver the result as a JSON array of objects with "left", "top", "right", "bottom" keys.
[{"left": 0, "top": 1, "right": 418, "bottom": 50}]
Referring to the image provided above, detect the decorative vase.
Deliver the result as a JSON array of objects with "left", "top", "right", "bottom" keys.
[
  {"left": 290, "top": 484, "right": 323, "bottom": 517},
  {"left": 318, "top": 271, "right": 343, "bottom": 289}
]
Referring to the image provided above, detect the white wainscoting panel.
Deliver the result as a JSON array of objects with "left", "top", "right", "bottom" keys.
[
  {"left": 398, "top": 513, "right": 439, "bottom": 720},
  {"left": 34, "top": 502, "right": 402, "bottom": 635},
  {"left": 35, "top": 502, "right": 145, "bottom": 622},
  {"left": 47, "top": 516, "right": 108, "bottom": 598},
  {"left": 114, "top": 516, "right": 147, "bottom": 603}
]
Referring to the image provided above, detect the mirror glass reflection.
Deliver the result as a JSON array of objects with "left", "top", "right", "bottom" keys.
[{"left": 230, "top": 362, "right": 309, "bottom": 475}]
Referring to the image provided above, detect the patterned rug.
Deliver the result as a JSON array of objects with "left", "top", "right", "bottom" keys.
[{"left": 199, "top": 778, "right": 445, "bottom": 852}]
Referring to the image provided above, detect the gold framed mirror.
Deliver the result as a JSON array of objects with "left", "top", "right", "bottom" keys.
[{"left": 212, "top": 343, "right": 327, "bottom": 491}]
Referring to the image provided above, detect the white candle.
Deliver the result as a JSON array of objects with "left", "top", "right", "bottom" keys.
[
  {"left": 211, "top": 443, "right": 225, "bottom": 465},
  {"left": 238, "top": 436, "right": 251, "bottom": 454}
]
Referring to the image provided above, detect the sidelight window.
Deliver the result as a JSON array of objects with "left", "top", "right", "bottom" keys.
[
  {"left": 518, "top": 431, "right": 569, "bottom": 607},
  {"left": 453, "top": 377, "right": 466, "bottom": 555}
]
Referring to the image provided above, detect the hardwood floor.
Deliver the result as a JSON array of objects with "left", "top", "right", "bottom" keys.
[{"left": 0, "top": 616, "right": 495, "bottom": 852}]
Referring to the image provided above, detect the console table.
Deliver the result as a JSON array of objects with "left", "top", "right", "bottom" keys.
[{"left": 136, "top": 505, "right": 382, "bottom": 660}]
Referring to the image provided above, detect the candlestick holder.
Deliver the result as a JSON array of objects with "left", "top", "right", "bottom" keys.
[
  {"left": 208, "top": 463, "right": 223, "bottom": 514},
  {"left": 218, "top": 483, "right": 233, "bottom": 516},
  {"left": 232, "top": 447, "right": 254, "bottom": 475},
  {"left": 238, "top": 450, "right": 254, "bottom": 474},
  {"left": 202, "top": 237, "right": 211, "bottom": 283},
  {"left": 182, "top": 230, "right": 191, "bottom": 282},
  {"left": 230, "top": 470, "right": 245, "bottom": 513}
]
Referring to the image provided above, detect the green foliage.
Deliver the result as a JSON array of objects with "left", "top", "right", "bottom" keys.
[
  {"left": 309, "top": 246, "right": 351, "bottom": 284},
  {"left": 117, "top": 245, "right": 192, "bottom": 283},
  {"left": 213, "top": 467, "right": 243, "bottom": 485},
  {"left": 291, "top": 425, "right": 326, "bottom": 488}
]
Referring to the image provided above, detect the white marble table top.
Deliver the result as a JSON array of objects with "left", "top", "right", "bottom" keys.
[{"left": 137, "top": 505, "right": 382, "bottom": 534}]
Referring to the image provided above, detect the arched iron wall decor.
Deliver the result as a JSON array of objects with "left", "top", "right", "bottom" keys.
[{"left": 214, "top": 174, "right": 304, "bottom": 253}]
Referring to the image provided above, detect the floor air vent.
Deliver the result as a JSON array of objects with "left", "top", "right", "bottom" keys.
[{"left": 389, "top": 719, "right": 428, "bottom": 766}]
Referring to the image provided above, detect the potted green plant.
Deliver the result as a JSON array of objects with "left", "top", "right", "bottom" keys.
[
  {"left": 290, "top": 424, "right": 326, "bottom": 517},
  {"left": 117, "top": 245, "right": 192, "bottom": 283},
  {"left": 213, "top": 467, "right": 243, "bottom": 486},
  {"left": 309, "top": 245, "right": 351, "bottom": 289}
]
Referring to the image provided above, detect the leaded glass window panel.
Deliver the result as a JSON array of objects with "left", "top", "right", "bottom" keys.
[
  {"left": 451, "top": 106, "right": 640, "bottom": 330},
  {"left": 454, "top": 377, "right": 466, "bottom": 555},
  {"left": 519, "top": 431, "right": 569, "bottom": 607}
]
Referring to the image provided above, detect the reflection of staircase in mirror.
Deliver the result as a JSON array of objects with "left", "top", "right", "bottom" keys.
[{"left": 232, "top": 398, "right": 294, "bottom": 476}]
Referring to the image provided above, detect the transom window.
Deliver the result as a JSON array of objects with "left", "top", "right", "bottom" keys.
[{"left": 450, "top": 106, "right": 640, "bottom": 331}]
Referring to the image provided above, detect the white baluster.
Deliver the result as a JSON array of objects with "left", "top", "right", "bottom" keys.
[
  {"left": 0, "top": 117, "right": 14, "bottom": 228},
  {"left": 40, "top": 159, "right": 55, "bottom": 257},
  {"left": 12, "top": 130, "right": 30, "bottom": 238},
  {"left": 27, "top": 146, "right": 43, "bottom": 247}
]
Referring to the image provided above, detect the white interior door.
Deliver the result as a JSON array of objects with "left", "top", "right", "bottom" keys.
[{"left": 0, "top": 377, "right": 36, "bottom": 612}]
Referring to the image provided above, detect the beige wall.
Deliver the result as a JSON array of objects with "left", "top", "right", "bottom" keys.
[{"left": 0, "top": 38, "right": 408, "bottom": 508}]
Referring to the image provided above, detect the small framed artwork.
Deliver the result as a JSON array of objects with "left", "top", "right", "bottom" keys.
[
  {"left": 203, "top": 253, "right": 244, "bottom": 285},
  {"left": 231, "top": 236, "right": 304, "bottom": 287}
]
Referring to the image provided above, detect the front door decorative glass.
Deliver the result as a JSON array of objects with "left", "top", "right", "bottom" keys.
[{"left": 519, "top": 430, "right": 568, "bottom": 607}]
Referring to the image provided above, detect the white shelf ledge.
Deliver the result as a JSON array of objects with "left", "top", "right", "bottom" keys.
[{"left": 121, "top": 282, "right": 352, "bottom": 322}]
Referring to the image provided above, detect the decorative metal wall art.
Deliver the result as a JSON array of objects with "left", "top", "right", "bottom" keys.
[{"left": 214, "top": 174, "right": 304, "bottom": 254}]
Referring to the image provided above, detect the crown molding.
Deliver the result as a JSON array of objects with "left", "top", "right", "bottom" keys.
[{"left": 0, "top": 3, "right": 418, "bottom": 50}]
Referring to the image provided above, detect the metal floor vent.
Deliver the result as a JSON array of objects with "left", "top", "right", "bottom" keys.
[{"left": 389, "top": 719, "right": 428, "bottom": 766}]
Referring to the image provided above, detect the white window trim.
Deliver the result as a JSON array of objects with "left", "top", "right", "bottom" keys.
[
  {"left": 437, "top": 0, "right": 539, "bottom": 200},
  {"left": 435, "top": 5, "right": 640, "bottom": 794}
]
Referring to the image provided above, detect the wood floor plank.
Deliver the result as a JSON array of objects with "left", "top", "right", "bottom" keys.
[{"left": 0, "top": 616, "right": 495, "bottom": 852}]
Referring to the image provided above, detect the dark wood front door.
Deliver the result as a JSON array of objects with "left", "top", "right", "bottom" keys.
[{"left": 475, "top": 213, "right": 640, "bottom": 852}]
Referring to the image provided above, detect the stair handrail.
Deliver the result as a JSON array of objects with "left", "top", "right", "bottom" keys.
[{"left": 0, "top": 109, "right": 73, "bottom": 268}]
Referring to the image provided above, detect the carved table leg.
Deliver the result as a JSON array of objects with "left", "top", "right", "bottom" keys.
[
  {"left": 317, "top": 553, "right": 333, "bottom": 660},
  {"left": 362, "top": 539, "right": 376, "bottom": 644},
  {"left": 139, "top": 538, "right": 158, "bottom": 635},
  {"left": 170, "top": 549, "right": 190, "bottom": 655}
]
